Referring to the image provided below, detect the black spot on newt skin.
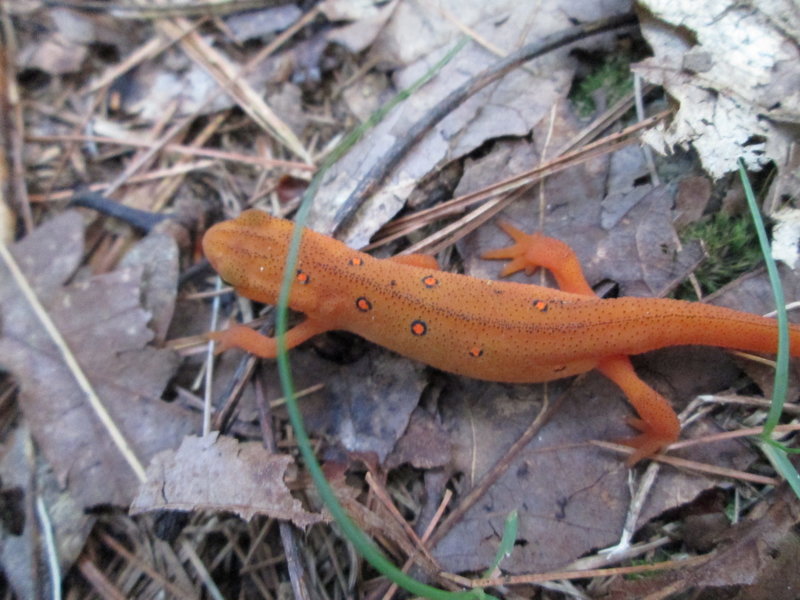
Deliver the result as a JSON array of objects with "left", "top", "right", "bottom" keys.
[
  {"left": 410, "top": 320, "right": 427, "bottom": 336},
  {"left": 532, "top": 299, "right": 548, "bottom": 312},
  {"left": 421, "top": 275, "right": 439, "bottom": 288},
  {"left": 355, "top": 297, "right": 372, "bottom": 312}
]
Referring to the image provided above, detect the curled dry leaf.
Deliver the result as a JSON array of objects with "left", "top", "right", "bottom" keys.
[{"left": 131, "top": 433, "right": 325, "bottom": 527}]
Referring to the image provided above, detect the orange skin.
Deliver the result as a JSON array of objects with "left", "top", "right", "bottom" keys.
[{"left": 203, "top": 209, "right": 800, "bottom": 463}]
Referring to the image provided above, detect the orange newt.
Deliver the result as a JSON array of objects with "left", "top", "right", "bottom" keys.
[{"left": 203, "top": 209, "right": 800, "bottom": 463}]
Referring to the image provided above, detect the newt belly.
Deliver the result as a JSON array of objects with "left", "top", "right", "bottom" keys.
[{"left": 203, "top": 209, "right": 800, "bottom": 463}]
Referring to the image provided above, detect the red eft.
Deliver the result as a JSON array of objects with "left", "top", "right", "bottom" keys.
[{"left": 203, "top": 209, "right": 800, "bottom": 463}]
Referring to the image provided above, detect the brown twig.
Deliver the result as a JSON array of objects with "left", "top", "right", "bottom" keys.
[
  {"left": 447, "top": 551, "right": 714, "bottom": 588},
  {"left": 45, "top": 0, "right": 289, "bottom": 19},
  {"left": 27, "top": 133, "right": 312, "bottom": 172}
]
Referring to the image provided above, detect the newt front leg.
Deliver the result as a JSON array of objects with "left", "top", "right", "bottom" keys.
[{"left": 207, "top": 319, "right": 330, "bottom": 358}]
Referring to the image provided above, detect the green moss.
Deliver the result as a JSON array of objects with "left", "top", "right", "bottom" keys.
[
  {"left": 570, "top": 53, "right": 634, "bottom": 117},
  {"left": 624, "top": 549, "right": 675, "bottom": 580},
  {"left": 677, "top": 213, "right": 762, "bottom": 300}
]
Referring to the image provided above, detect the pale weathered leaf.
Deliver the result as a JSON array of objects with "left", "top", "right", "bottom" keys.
[
  {"left": 131, "top": 433, "right": 324, "bottom": 527},
  {"left": 635, "top": 0, "right": 800, "bottom": 178},
  {"left": 771, "top": 208, "right": 800, "bottom": 270}
]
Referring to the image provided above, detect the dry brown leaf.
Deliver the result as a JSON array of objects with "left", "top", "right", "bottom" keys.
[
  {"left": 306, "top": 349, "right": 426, "bottom": 463},
  {"left": 0, "top": 211, "right": 197, "bottom": 509},
  {"left": 131, "top": 433, "right": 324, "bottom": 527},
  {"left": 119, "top": 232, "right": 179, "bottom": 345},
  {"left": 604, "top": 483, "right": 800, "bottom": 599},
  {"left": 461, "top": 103, "right": 704, "bottom": 297},
  {"left": 673, "top": 175, "right": 713, "bottom": 230},
  {"left": 386, "top": 407, "right": 451, "bottom": 470},
  {"left": 253, "top": 344, "right": 427, "bottom": 464},
  {"left": 0, "top": 424, "right": 93, "bottom": 600},
  {"left": 432, "top": 369, "right": 755, "bottom": 573}
]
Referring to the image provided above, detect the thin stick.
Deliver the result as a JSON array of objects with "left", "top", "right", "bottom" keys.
[{"left": 459, "top": 552, "right": 713, "bottom": 588}]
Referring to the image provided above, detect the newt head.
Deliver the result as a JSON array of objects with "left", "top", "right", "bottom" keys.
[{"left": 202, "top": 209, "right": 295, "bottom": 305}]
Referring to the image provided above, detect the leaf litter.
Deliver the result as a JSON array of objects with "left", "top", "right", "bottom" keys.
[
  {"left": 635, "top": 0, "right": 800, "bottom": 178},
  {"left": 0, "top": 210, "right": 199, "bottom": 594},
  {"left": 308, "top": 0, "right": 632, "bottom": 246},
  {"left": 3, "top": 0, "right": 800, "bottom": 598},
  {"left": 0, "top": 211, "right": 198, "bottom": 508},
  {"left": 131, "top": 433, "right": 323, "bottom": 527}
]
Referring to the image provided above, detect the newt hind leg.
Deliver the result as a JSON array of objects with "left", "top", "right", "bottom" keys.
[
  {"left": 485, "top": 220, "right": 681, "bottom": 464},
  {"left": 597, "top": 356, "right": 681, "bottom": 465},
  {"left": 482, "top": 221, "right": 595, "bottom": 296}
]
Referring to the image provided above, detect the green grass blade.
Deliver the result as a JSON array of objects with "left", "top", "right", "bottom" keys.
[
  {"left": 482, "top": 510, "right": 518, "bottom": 579},
  {"left": 739, "top": 159, "right": 800, "bottom": 496},
  {"left": 759, "top": 441, "right": 800, "bottom": 495},
  {"left": 738, "top": 159, "right": 789, "bottom": 435}
]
